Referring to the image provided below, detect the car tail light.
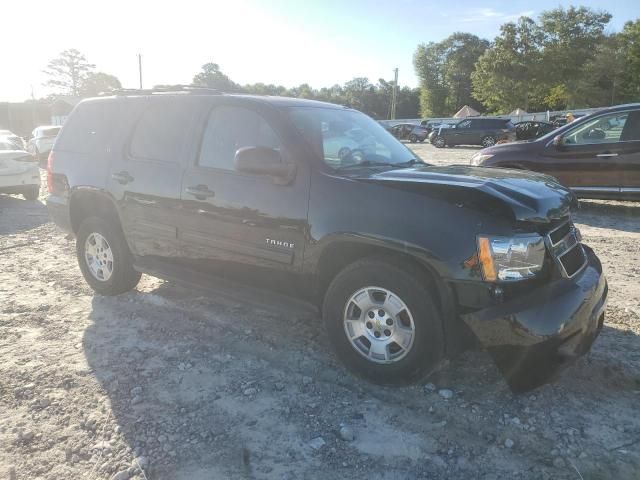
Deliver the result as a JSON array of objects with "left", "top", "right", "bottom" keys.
[{"left": 47, "top": 151, "right": 54, "bottom": 193}]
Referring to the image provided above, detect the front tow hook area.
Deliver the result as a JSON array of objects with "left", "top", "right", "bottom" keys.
[{"left": 461, "top": 247, "right": 607, "bottom": 393}]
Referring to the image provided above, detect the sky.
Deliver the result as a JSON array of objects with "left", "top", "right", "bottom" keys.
[{"left": 1, "top": 0, "right": 638, "bottom": 102}]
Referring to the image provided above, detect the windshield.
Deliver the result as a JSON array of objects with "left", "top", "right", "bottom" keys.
[{"left": 288, "top": 107, "right": 420, "bottom": 169}]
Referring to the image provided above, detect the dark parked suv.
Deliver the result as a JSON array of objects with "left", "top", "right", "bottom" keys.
[
  {"left": 47, "top": 88, "right": 607, "bottom": 392},
  {"left": 473, "top": 103, "right": 640, "bottom": 200},
  {"left": 429, "top": 117, "right": 515, "bottom": 148}
]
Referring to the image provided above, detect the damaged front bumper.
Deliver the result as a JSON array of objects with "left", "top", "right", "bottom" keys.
[{"left": 462, "top": 245, "right": 607, "bottom": 392}]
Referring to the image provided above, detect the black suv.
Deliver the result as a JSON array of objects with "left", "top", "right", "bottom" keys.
[
  {"left": 429, "top": 118, "right": 515, "bottom": 148},
  {"left": 47, "top": 89, "right": 607, "bottom": 392}
]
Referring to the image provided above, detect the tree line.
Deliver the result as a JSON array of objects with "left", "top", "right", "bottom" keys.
[
  {"left": 41, "top": 52, "right": 420, "bottom": 120},
  {"left": 189, "top": 63, "right": 420, "bottom": 119},
  {"left": 415, "top": 6, "right": 640, "bottom": 117}
]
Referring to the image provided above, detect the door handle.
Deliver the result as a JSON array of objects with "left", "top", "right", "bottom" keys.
[
  {"left": 185, "top": 184, "right": 215, "bottom": 200},
  {"left": 111, "top": 171, "right": 134, "bottom": 184},
  {"left": 596, "top": 153, "right": 618, "bottom": 157}
]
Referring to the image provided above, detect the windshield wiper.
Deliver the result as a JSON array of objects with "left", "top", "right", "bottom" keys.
[
  {"left": 336, "top": 160, "right": 397, "bottom": 170},
  {"left": 395, "top": 159, "right": 422, "bottom": 167}
]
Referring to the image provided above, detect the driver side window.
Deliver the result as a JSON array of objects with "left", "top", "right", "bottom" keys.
[
  {"left": 199, "top": 106, "right": 281, "bottom": 171},
  {"left": 458, "top": 120, "right": 471, "bottom": 129},
  {"left": 562, "top": 111, "right": 637, "bottom": 146}
]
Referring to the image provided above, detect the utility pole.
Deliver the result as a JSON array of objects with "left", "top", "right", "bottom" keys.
[
  {"left": 138, "top": 53, "right": 143, "bottom": 89},
  {"left": 390, "top": 68, "right": 399, "bottom": 120}
]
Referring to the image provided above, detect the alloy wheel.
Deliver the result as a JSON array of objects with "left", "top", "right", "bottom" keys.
[
  {"left": 84, "top": 232, "right": 114, "bottom": 281},
  {"left": 343, "top": 286, "right": 416, "bottom": 363}
]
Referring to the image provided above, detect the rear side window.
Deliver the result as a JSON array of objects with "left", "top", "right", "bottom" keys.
[
  {"left": 130, "top": 102, "right": 195, "bottom": 163},
  {"left": 55, "top": 102, "right": 119, "bottom": 154}
]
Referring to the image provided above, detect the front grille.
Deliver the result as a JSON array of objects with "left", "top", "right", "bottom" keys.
[
  {"left": 549, "top": 221, "right": 571, "bottom": 245},
  {"left": 545, "top": 220, "right": 587, "bottom": 278},
  {"left": 558, "top": 244, "right": 587, "bottom": 277}
]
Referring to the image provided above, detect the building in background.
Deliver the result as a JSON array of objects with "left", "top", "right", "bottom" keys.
[{"left": 0, "top": 96, "right": 80, "bottom": 137}]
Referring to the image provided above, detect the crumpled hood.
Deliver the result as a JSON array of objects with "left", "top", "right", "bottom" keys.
[{"left": 361, "top": 165, "right": 577, "bottom": 223}]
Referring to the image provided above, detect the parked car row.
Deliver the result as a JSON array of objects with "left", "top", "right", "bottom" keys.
[
  {"left": 428, "top": 118, "right": 516, "bottom": 148},
  {"left": 0, "top": 125, "right": 61, "bottom": 201},
  {"left": 389, "top": 123, "right": 430, "bottom": 143},
  {"left": 389, "top": 117, "right": 559, "bottom": 148}
]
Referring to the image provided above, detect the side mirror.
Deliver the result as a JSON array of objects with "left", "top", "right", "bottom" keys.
[
  {"left": 234, "top": 146, "right": 295, "bottom": 184},
  {"left": 552, "top": 135, "right": 563, "bottom": 148}
]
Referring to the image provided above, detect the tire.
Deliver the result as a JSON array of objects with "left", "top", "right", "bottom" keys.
[
  {"left": 76, "top": 216, "right": 141, "bottom": 295},
  {"left": 22, "top": 185, "right": 40, "bottom": 201},
  {"left": 481, "top": 136, "right": 496, "bottom": 147},
  {"left": 408, "top": 134, "right": 418, "bottom": 143},
  {"left": 323, "top": 258, "right": 444, "bottom": 384},
  {"left": 432, "top": 135, "right": 446, "bottom": 148}
]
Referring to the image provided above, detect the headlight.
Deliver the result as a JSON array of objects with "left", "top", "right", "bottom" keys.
[
  {"left": 470, "top": 153, "right": 494, "bottom": 166},
  {"left": 477, "top": 235, "right": 546, "bottom": 281}
]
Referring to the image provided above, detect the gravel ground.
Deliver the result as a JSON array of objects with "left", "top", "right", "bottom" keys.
[{"left": 1, "top": 147, "right": 639, "bottom": 480}]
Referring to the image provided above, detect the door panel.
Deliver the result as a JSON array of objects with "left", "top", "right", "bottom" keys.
[
  {"left": 540, "top": 110, "right": 640, "bottom": 191},
  {"left": 451, "top": 120, "right": 470, "bottom": 145},
  {"left": 178, "top": 104, "right": 310, "bottom": 275},
  {"left": 179, "top": 168, "right": 308, "bottom": 270},
  {"left": 539, "top": 144, "right": 621, "bottom": 188},
  {"left": 109, "top": 97, "right": 203, "bottom": 257}
]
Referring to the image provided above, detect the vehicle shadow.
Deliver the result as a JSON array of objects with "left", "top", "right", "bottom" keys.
[
  {"left": 442, "top": 145, "right": 483, "bottom": 150},
  {"left": 574, "top": 199, "right": 640, "bottom": 233},
  {"left": 0, "top": 194, "right": 48, "bottom": 235},
  {"left": 82, "top": 280, "right": 640, "bottom": 478}
]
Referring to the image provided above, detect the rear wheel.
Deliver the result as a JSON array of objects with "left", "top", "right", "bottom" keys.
[
  {"left": 432, "top": 135, "right": 446, "bottom": 148},
  {"left": 22, "top": 185, "right": 40, "bottom": 201},
  {"left": 323, "top": 258, "right": 444, "bottom": 384},
  {"left": 481, "top": 135, "right": 496, "bottom": 147},
  {"left": 76, "top": 216, "right": 141, "bottom": 295}
]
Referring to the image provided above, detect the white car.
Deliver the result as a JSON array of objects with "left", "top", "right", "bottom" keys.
[
  {"left": 0, "top": 141, "right": 40, "bottom": 200},
  {"left": 27, "top": 125, "right": 62, "bottom": 160}
]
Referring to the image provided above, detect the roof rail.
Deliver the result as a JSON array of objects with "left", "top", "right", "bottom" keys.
[{"left": 104, "top": 85, "right": 223, "bottom": 96}]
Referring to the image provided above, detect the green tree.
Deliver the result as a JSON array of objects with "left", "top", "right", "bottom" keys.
[
  {"left": 78, "top": 72, "right": 122, "bottom": 97},
  {"left": 192, "top": 62, "right": 239, "bottom": 91},
  {"left": 538, "top": 6, "right": 612, "bottom": 108},
  {"left": 243, "top": 83, "right": 288, "bottom": 96},
  {"left": 414, "top": 33, "right": 488, "bottom": 117},
  {"left": 575, "top": 34, "right": 626, "bottom": 106},
  {"left": 43, "top": 49, "right": 95, "bottom": 96},
  {"left": 619, "top": 19, "right": 640, "bottom": 101},
  {"left": 472, "top": 17, "right": 544, "bottom": 113}
]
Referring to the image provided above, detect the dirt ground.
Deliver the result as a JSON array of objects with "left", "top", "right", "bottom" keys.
[{"left": 1, "top": 145, "right": 639, "bottom": 480}]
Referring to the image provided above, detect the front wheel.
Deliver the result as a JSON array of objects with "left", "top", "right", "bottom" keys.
[
  {"left": 408, "top": 134, "right": 418, "bottom": 143},
  {"left": 323, "top": 258, "right": 444, "bottom": 384},
  {"left": 76, "top": 216, "right": 141, "bottom": 295},
  {"left": 481, "top": 136, "right": 496, "bottom": 147},
  {"left": 432, "top": 135, "right": 446, "bottom": 148}
]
